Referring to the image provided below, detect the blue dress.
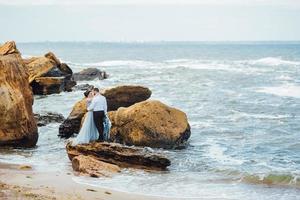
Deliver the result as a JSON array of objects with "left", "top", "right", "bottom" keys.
[{"left": 71, "top": 100, "right": 111, "bottom": 145}]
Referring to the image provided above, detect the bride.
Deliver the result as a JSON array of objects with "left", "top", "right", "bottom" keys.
[{"left": 71, "top": 90, "right": 111, "bottom": 145}]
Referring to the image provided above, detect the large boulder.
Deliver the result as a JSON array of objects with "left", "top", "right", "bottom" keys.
[
  {"left": 66, "top": 142, "right": 171, "bottom": 170},
  {"left": 31, "top": 77, "right": 66, "bottom": 95},
  {"left": 73, "top": 68, "right": 108, "bottom": 81},
  {"left": 72, "top": 155, "right": 121, "bottom": 178},
  {"left": 109, "top": 100, "right": 191, "bottom": 149},
  {"left": 58, "top": 98, "right": 87, "bottom": 138},
  {"left": 0, "top": 42, "right": 38, "bottom": 147},
  {"left": 24, "top": 53, "right": 59, "bottom": 83},
  {"left": 102, "top": 85, "right": 152, "bottom": 111},
  {"left": 59, "top": 85, "right": 151, "bottom": 138},
  {"left": 24, "top": 52, "right": 76, "bottom": 94}
]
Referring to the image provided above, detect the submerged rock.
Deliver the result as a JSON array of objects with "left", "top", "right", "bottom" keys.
[
  {"left": 58, "top": 85, "right": 152, "bottom": 138},
  {"left": 72, "top": 155, "right": 121, "bottom": 178},
  {"left": 0, "top": 41, "right": 38, "bottom": 147},
  {"left": 73, "top": 84, "right": 94, "bottom": 91},
  {"left": 109, "top": 100, "right": 191, "bottom": 149},
  {"left": 66, "top": 142, "right": 170, "bottom": 170},
  {"left": 73, "top": 68, "right": 108, "bottom": 81},
  {"left": 34, "top": 112, "right": 65, "bottom": 127}
]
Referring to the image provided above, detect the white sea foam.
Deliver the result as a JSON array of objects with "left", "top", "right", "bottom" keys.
[
  {"left": 231, "top": 110, "right": 290, "bottom": 120},
  {"left": 257, "top": 84, "right": 300, "bottom": 98},
  {"left": 246, "top": 57, "right": 300, "bottom": 66},
  {"left": 206, "top": 139, "right": 245, "bottom": 165},
  {"left": 277, "top": 75, "right": 293, "bottom": 81}
]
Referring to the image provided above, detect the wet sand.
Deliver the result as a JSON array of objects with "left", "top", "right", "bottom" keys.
[{"left": 0, "top": 162, "right": 184, "bottom": 200}]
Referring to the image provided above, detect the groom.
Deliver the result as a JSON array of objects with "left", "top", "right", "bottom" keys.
[{"left": 87, "top": 88, "right": 107, "bottom": 141}]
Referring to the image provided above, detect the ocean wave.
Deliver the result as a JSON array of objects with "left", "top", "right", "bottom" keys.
[
  {"left": 245, "top": 57, "right": 300, "bottom": 66},
  {"left": 257, "top": 84, "right": 300, "bottom": 98},
  {"left": 231, "top": 110, "right": 290, "bottom": 120},
  {"left": 206, "top": 139, "right": 245, "bottom": 165},
  {"left": 242, "top": 173, "right": 300, "bottom": 187}
]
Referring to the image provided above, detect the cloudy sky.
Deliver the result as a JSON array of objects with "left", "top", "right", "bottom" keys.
[{"left": 0, "top": 0, "right": 299, "bottom": 42}]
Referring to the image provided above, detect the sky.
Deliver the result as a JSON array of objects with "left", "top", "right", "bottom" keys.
[{"left": 0, "top": 0, "right": 300, "bottom": 42}]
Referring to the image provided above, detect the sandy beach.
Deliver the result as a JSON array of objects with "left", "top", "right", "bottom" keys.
[{"left": 0, "top": 162, "right": 189, "bottom": 200}]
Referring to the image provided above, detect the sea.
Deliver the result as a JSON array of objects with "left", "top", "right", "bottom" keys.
[{"left": 1, "top": 41, "right": 300, "bottom": 200}]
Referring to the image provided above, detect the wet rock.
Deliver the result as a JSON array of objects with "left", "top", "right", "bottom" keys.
[
  {"left": 31, "top": 77, "right": 66, "bottom": 95},
  {"left": 58, "top": 63, "right": 73, "bottom": 75},
  {"left": 102, "top": 85, "right": 152, "bottom": 111},
  {"left": 109, "top": 100, "right": 191, "bottom": 149},
  {"left": 73, "top": 68, "right": 108, "bottom": 81},
  {"left": 59, "top": 85, "right": 151, "bottom": 138},
  {"left": 34, "top": 112, "right": 65, "bottom": 127},
  {"left": 58, "top": 98, "right": 87, "bottom": 138},
  {"left": 0, "top": 42, "right": 38, "bottom": 147},
  {"left": 72, "top": 155, "right": 121, "bottom": 177},
  {"left": 73, "top": 84, "right": 94, "bottom": 91},
  {"left": 66, "top": 142, "right": 170, "bottom": 170}
]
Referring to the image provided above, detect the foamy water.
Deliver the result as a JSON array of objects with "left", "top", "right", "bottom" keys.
[{"left": 1, "top": 42, "right": 300, "bottom": 200}]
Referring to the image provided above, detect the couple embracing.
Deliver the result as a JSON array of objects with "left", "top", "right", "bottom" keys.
[{"left": 72, "top": 88, "right": 111, "bottom": 145}]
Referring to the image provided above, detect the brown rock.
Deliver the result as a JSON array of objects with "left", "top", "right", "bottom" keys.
[
  {"left": 58, "top": 63, "right": 73, "bottom": 75},
  {"left": 0, "top": 43, "right": 38, "bottom": 147},
  {"left": 58, "top": 98, "right": 87, "bottom": 138},
  {"left": 25, "top": 56, "right": 57, "bottom": 83},
  {"left": 0, "top": 41, "right": 20, "bottom": 56},
  {"left": 109, "top": 100, "right": 191, "bottom": 149},
  {"left": 66, "top": 142, "right": 170, "bottom": 170},
  {"left": 102, "top": 85, "right": 152, "bottom": 111},
  {"left": 72, "top": 155, "right": 120, "bottom": 177},
  {"left": 31, "top": 77, "right": 66, "bottom": 95},
  {"left": 59, "top": 85, "right": 151, "bottom": 138},
  {"left": 44, "top": 52, "right": 61, "bottom": 66}
]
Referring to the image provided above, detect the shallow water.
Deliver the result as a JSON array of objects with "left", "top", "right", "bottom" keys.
[{"left": 1, "top": 42, "right": 300, "bottom": 199}]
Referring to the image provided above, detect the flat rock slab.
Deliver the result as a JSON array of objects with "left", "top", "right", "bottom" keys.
[
  {"left": 66, "top": 142, "right": 171, "bottom": 170},
  {"left": 72, "top": 155, "right": 121, "bottom": 178}
]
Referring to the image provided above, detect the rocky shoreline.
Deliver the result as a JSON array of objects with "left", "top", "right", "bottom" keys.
[{"left": 0, "top": 41, "right": 191, "bottom": 179}]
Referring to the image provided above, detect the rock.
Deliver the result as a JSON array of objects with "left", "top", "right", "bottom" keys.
[
  {"left": 25, "top": 56, "right": 57, "bottom": 83},
  {"left": 0, "top": 42, "right": 38, "bottom": 147},
  {"left": 73, "top": 84, "right": 94, "bottom": 91},
  {"left": 72, "top": 155, "right": 120, "bottom": 177},
  {"left": 31, "top": 77, "right": 66, "bottom": 95},
  {"left": 73, "top": 68, "right": 108, "bottom": 81},
  {"left": 34, "top": 112, "right": 65, "bottom": 127},
  {"left": 109, "top": 100, "right": 191, "bottom": 149},
  {"left": 59, "top": 85, "right": 151, "bottom": 138},
  {"left": 58, "top": 98, "right": 87, "bottom": 138},
  {"left": 44, "top": 52, "right": 61, "bottom": 66},
  {"left": 24, "top": 52, "right": 76, "bottom": 94},
  {"left": 19, "top": 165, "right": 32, "bottom": 170},
  {"left": 0, "top": 41, "right": 20, "bottom": 56},
  {"left": 64, "top": 78, "right": 77, "bottom": 92},
  {"left": 66, "top": 142, "right": 170, "bottom": 170},
  {"left": 58, "top": 63, "right": 73, "bottom": 75},
  {"left": 102, "top": 85, "right": 152, "bottom": 111}
]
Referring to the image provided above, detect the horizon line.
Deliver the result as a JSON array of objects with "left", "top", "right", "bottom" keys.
[{"left": 11, "top": 40, "right": 300, "bottom": 44}]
